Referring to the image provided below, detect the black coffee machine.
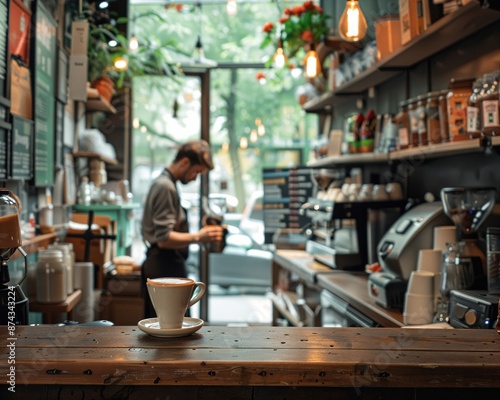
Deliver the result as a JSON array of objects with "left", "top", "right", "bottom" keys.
[{"left": 0, "top": 189, "right": 29, "bottom": 325}]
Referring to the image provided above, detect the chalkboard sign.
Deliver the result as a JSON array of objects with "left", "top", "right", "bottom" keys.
[
  {"left": 33, "top": 1, "right": 57, "bottom": 186},
  {"left": 262, "top": 167, "right": 315, "bottom": 244},
  {"left": 10, "top": 115, "right": 32, "bottom": 179},
  {"left": 0, "top": 119, "right": 10, "bottom": 179},
  {"left": 0, "top": 0, "right": 7, "bottom": 97}
]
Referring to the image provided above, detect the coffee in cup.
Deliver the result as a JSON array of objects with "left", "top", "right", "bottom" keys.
[{"left": 146, "top": 277, "right": 206, "bottom": 329}]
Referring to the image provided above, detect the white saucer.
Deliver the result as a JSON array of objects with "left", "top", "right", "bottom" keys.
[{"left": 137, "top": 317, "right": 204, "bottom": 338}]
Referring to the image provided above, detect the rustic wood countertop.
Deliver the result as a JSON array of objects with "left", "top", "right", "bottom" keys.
[
  {"left": 2, "top": 325, "right": 499, "bottom": 390},
  {"left": 273, "top": 249, "right": 405, "bottom": 327}
]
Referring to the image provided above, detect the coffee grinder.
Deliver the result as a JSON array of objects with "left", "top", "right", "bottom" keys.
[
  {"left": 441, "top": 187, "right": 500, "bottom": 328},
  {"left": 440, "top": 187, "right": 497, "bottom": 288},
  {"left": 0, "top": 189, "right": 29, "bottom": 325}
]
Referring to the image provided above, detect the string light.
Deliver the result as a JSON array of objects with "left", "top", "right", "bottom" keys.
[
  {"left": 114, "top": 56, "right": 128, "bottom": 71},
  {"left": 273, "top": 40, "right": 287, "bottom": 69}
]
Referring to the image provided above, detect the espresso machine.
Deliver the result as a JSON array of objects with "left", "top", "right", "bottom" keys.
[
  {"left": 0, "top": 189, "right": 29, "bottom": 325},
  {"left": 302, "top": 198, "right": 406, "bottom": 271}
]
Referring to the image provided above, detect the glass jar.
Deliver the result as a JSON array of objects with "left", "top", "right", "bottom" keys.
[
  {"left": 395, "top": 99, "right": 410, "bottom": 149},
  {"left": 49, "top": 243, "right": 74, "bottom": 295},
  {"left": 447, "top": 78, "right": 473, "bottom": 141},
  {"left": 36, "top": 249, "right": 67, "bottom": 304},
  {"left": 438, "top": 89, "right": 450, "bottom": 142},
  {"left": 467, "top": 76, "right": 483, "bottom": 139},
  {"left": 478, "top": 71, "right": 500, "bottom": 137},
  {"left": 0, "top": 189, "right": 22, "bottom": 261},
  {"left": 426, "top": 91, "right": 441, "bottom": 144},
  {"left": 408, "top": 97, "right": 419, "bottom": 147},
  {"left": 416, "top": 95, "right": 428, "bottom": 146}
]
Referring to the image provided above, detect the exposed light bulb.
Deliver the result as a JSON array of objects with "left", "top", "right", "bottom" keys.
[
  {"left": 304, "top": 46, "right": 321, "bottom": 78},
  {"left": 98, "top": 1, "right": 109, "bottom": 9},
  {"left": 338, "top": 0, "right": 368, "bottom": 42},
  {"left": 257, "top": 124, "right": 265, "bottom": 136},
  {"left": 129, "top": 35, "right": 139, "bottom": 51},
  {"left": 108, "top": 39, "right": 118, "bottom": 47},
  {"left": 250, "top": 129, "right": 258, "bottom": 143},
  {"left": 133, "top": 117, "right": 140, "bottom": 129},
  {"left": 193, "top": 36, "right": 205, "bottom": 62},
  {"left": 226, "top": 0, "right": 237, "bottom": 17},
  {"left": 240, "top": 136, "right": 248, "bottom": 149},
  {"left": 273, "top": 46, "right": 287, "bottom": 69},
  {"left": 114, "top": 56, "right": 128, "bottom": 71}
]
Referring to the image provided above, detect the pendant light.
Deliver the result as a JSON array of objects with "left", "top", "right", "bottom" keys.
[
  {"left": 338, "top": 0, "right": 368, "bottom": 42},
  {"left": 303, "top": 43, "right": 321, "bottom": 78},
  {"left": 226, "top": 0, "right": 237, "bottom": 17},
  {"left": 273, "top": 39, "right": 287, "bottom": 69},
  {"left": 192, "top": 2, "right": 217, "bottom": 66}
]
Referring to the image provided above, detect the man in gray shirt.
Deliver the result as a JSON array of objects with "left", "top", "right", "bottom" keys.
[{"left": 141, "top": 140, "right": 224, "bottom": 318}]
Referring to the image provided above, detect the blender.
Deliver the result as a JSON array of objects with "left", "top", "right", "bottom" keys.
[
  {"left": 0, "top": 189, "right": 29, "bottom": 325},
  {"left": 440, "top": 186, "right": 497, "bottom": 289}
]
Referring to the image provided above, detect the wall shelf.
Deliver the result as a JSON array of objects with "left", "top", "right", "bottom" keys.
[
  {"left": 85, "top": 87, "right": 117, "bottom": 114},
  {"left": 307, "top": 139, "right": 484, "bottom": 168},
  {"left": 303, "top": 2, "right": 500, "bottom": 113}
]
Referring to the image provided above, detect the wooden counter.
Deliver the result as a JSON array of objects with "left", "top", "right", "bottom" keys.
[
  {"left": 273, "top": 249, "right": 404, "bottom": 327},
  {"left": 1, "top": 325, "right": 499, "bottom": 399}
]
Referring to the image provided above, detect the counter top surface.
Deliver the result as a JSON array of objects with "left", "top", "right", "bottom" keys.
[
  {"left": 2, "top": 325, "right": 499, "bottom": 388},
  {"left": 273, "top": 250, "right": 405, "bottom": 327}
]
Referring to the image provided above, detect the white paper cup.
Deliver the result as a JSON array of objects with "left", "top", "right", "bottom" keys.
[
  {"left": 417, "top": 249, "right": 443, "bottom": 275},
  {"left": 147, "top": 277, "right": 206, "bottom": 329},
  {"left": 403, "top": 292, "right": 434, "bottom": 325},
  {"left": 407, "top": 270, "right": 435, "bottom": 297},
  {"left": 433, "top": 226, "right": 457, "bottom": 253},
  {"left": 386, "top": 182, "right": 403, "bottom": 200}
]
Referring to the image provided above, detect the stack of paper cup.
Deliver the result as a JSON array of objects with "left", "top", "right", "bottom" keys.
[
  {"left": 416, "top": 249, "right": 443, "bottom": 311},
  {"left": 404, "top": 270, "right": 435, "bottom": 325},
  {"left": 433, "top": 226, "right": 457, "bottom": 253},
  {"left": 73, "top": 262, "right": 95, "bottom": 323}
]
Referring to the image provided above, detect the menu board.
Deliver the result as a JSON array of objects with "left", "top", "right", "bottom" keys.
[
  {"left": 262, "top": 167, "right": 315, "bottom": 243},
  {"left": 0, "top": 0, "right": 7, "bottom": 97},
  {"left": 0, "top": 119, "right": 9, "bottom": 179},
  {"left": 10, "top": 115, "right": 32, "bottom": 179},
  {"left": 33, "top": 1, "right": 57, "bottom": 186}
]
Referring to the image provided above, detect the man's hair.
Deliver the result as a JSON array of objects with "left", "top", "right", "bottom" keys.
[{"left": 173, "top": 139, "right": 214, "bottom": 170}]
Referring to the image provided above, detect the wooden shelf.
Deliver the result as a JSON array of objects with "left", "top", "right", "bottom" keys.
[
  {"left": 73, "top": 151, "right": 119, "bottom": 165},
  {"left": 307, "top": 139, "right": 484, "bottom": 167},
  {"left": 307, "top": 151, "right": 388, "bottom": 167},
  {"left": 85, "top": 87, "right": 116, "bottom": 114},
  {"left": 303, "top": 2, "right": 500, "bottom": 112}
]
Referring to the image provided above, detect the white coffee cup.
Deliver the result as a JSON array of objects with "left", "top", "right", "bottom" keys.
[
  {"left": 147, "top": 277, "right": 206, "bottom": 329},
  {"left": 417, "top": 249, "right": 442, "bottom": 275},
  {"left": 403, "top": 292, "right": 434, "bottom": 325},
  {"left": 433, "top": 226, "right": 457, "bottom": 253}
]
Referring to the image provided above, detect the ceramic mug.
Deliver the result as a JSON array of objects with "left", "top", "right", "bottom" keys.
[{"left": 147, "top": 277, "right": 206, "bottom": 329}]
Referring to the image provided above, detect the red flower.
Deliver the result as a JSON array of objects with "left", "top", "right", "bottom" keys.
[
  {"left": 279, "top": 16, "right": 289, "bottom": 24},
  {"left": 256, "top": 72, "right": 266, "bottom": 81},
  {"left": 291, "top": 5, "right": 305, "bottom": 16},
  {"left": 303, "top": 1, "right": 316, "bottom": 12},
  {"left": 175, "top": 4, "right": 183, "bottom": 12},
  {"left": 288, "top": 63, "right": 296, "bottom": 70},
  {"left": 284, "top": 7, "right": 293, "bottom": 16},
  {"left": 315, "top": 5, "right": 323, "bottom": 13},
  {"left": 262, "top": 22, "right": 274, "bottom": 33},
  {"left": 301, "top": 30, "right": 314, "bottom": 43}
]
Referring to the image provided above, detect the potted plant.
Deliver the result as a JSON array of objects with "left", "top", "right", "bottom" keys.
[{"left": 85, "top": 7, "right": 183, "bottom": 101}]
